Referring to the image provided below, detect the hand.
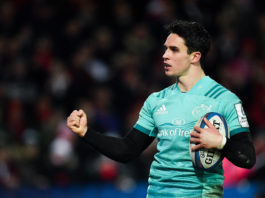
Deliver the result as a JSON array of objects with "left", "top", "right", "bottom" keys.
[
  {"left": 67, "top": 109, "right": 88, "bottom": 137},
  {"left": 190, "top": 117, "right": 223, "bottom": 151}
]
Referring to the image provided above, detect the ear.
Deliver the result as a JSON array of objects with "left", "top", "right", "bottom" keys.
[{"left": 190, "top": 51, "right": 201, "bottom": 64}]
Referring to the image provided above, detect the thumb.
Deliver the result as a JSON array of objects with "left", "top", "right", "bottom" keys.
[
  {"left": 203, "top": 117, "right": 214, "bottom": 129},
  {"left": 79, "top": 110, "right": 87, "bottom": 123},
  {"left": 77, "top": 109, "right": 84, "bottom": 117}
]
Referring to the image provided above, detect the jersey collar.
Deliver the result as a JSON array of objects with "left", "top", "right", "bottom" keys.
[{"left": 174, "top": 76, "right": 211, "bottom": 94}]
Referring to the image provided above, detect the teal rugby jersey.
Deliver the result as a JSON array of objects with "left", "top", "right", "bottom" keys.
[{"left": 134, "top": 76, "right": 250, "bottom": 198}]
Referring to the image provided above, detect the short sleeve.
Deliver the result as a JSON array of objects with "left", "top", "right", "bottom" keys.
[
  {"left": 222, "top": 93, "right": 250, "bottom": 136},
  {"left": 134, "top": 94, "right": 157, "bottom": 137}
]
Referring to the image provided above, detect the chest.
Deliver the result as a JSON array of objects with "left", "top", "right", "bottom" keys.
[{"left": 152, "top": 94, "right": 221, "bottom": 132}]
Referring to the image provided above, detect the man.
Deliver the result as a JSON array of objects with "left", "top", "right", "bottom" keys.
[{"left": 67, "top": 20, "right": 256, "bottom": 197}]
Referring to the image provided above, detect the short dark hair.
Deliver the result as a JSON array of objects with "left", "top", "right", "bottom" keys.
[{"left": 165, "top": 20, "right": 211, "bottom": 65}]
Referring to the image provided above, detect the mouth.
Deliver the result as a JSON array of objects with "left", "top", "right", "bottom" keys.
[{"left": 164, "top": 63, "right": 171, "bottom": 71}]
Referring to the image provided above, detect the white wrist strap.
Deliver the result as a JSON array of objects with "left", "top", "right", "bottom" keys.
[{"left": 217, "top": 135, "right": 227, "bottom": 150}]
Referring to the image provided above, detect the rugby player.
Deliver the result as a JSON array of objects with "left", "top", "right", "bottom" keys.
[{"left": 67, "top": 20, "right": 256, "bottom": 198}]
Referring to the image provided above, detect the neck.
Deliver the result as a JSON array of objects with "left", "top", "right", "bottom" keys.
[{"left": 177, "top": 69, "right": 205, "bottom": 92}]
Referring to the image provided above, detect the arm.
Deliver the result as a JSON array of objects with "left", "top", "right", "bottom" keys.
[
  {"left": 222, "top": 132, "right": 256, "bottom": 169},
  {"left": 67, "top": 109, "right": 155, "bottom": 163},
  {"left": 82, "top": 127, "right": 154, "bottom": 163},
  {"left": 190, "top": 118, "right": 256, "bottom": 169}
]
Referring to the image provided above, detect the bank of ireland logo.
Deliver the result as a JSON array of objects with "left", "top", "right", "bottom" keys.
[
  {"left": 192, "top": 104, "right": 212, "bottom": 117},
  {"left": 155, "top": 104, "right": 168, "bottom": 115}
]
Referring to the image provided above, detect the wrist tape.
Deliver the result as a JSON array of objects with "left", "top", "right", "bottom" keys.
[{"left": 217, "top": 135, "right": 227, "bottom": 150}]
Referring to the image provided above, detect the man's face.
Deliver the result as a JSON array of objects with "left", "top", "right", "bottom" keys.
[{"left": 163, "top": 33, "right": 192, "bottom": 77}]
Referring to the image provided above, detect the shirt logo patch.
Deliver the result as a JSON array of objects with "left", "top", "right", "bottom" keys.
[
  {"left": 235, "top": 103, "right": 249, "bottom": 128},
  {"left": 192, "top": 104, "right": 212, "bottom": 117},
  {"left": 171, "top": 118, "right": 186, "bottom": 126},
  {"left": 155, "top": 104, "right": 168, "bottom": 115}
]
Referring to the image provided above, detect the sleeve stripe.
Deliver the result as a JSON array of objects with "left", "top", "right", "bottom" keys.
[
  {"left": 134, "top": 124, "right": 151, "bottom": 135},
  {"left": 204, "top": 84, "right": 221, "bottom": 97},
  {"left": 213, "top": 89, "right": 227, "bottom": 99},
  {"left": 230, "top": 128, "right": 250, "bottom": 136},
  {"left": 208, "top": 87, "right": 223, "bottom": 98}
]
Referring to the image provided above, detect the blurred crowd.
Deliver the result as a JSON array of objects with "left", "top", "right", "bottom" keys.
[{"left": 0, "top": 0, "right": 265, "bottom": 191}]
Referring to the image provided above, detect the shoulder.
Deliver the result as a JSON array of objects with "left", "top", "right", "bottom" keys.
[
  {"left": 216, "top": 86, "right": 240, "bottom": 104},
  {"left": 217, "top": 86, "right": 239, "bottom": 102},
  {"left": 143, "top": 84, "right": 175, "bottom": 108},
  {"left": 149, "top": 84, "right": 176, "bottom": 99},
  {"left": 206, "top": 78, "right": 240, "bottom": 102}
]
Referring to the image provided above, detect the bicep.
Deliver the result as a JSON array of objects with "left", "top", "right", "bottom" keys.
[
  {"left": 125, "top": 128, "right": 155, "bottom": 155},
  {"left": 82, "top": 127, "right": 154, "bottom": 163}
]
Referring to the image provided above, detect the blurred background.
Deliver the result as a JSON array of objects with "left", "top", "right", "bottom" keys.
[{"left": 0, "top": 0, "right": 265, "bottom": 197}]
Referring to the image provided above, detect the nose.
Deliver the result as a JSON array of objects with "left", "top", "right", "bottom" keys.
[{"left": 163, "top": 49, "right": 169, "bottom": 60}]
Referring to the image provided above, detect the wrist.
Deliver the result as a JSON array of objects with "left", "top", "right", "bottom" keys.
[
  {"left": 217, "top": 135, "right": 227, "bottom": 150},
  {"left": 80, "top": 126, "right": 88, "bottom": 137}
]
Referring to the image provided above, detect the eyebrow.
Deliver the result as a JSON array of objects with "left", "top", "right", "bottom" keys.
[{"left": 164, "top": 45, "right": 179, "bottom": 51}]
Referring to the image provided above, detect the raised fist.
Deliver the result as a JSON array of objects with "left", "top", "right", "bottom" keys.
[{"left": 67, "top": 109, "right": 88, "bottom": 137}]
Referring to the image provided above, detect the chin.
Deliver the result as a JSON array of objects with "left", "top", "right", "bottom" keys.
[{"left": 165, "top": 71, "right": 176, "bottom": 77}]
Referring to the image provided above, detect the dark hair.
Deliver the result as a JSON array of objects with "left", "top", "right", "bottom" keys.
[{"left": 165, "top": 20, "right": 211, "bottom": 65}]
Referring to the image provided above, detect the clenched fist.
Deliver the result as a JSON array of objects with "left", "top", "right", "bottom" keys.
[{"left": 67, "top": 109, "right": 88, "bottom": 137}]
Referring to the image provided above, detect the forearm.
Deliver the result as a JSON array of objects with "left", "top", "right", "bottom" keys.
[
  {"left": 222, "top": 132, "right": 256, "bottom": 169},
  {"left": 82, "top": 128, "right": 154, "bottom": 163}
]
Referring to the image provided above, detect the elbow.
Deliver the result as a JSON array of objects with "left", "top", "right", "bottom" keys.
[
  {"left": 117, "top": 158, "right": 132, "bottom": 163},
  {"left": 244, "top": 155, "right": 256, "bottom": 169},
  {"left": 235, "top": 153, "right": 256, "bottom": 169},
  {"left": 240, "top": 160, "right": 255, "bottom": 169},
  {"left": 115, "top": 155, "right": 137, "bottom": 163},
  {"left": 113, "top": 152, "right": 140, "bottom": 163}
]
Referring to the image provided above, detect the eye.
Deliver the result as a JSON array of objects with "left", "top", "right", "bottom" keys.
[{"left": 170, "top": 46, "right": 179, "bottom": 52}]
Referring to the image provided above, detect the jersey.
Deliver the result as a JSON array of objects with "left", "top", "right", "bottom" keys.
[{"left": 134, "top": 76, "right": 250, "bottom": 198}]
